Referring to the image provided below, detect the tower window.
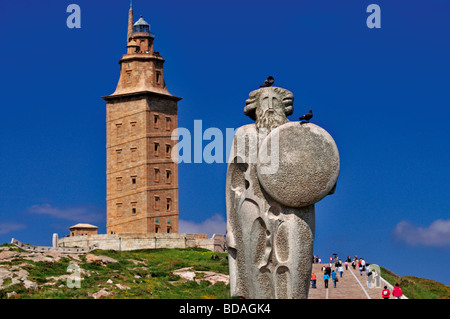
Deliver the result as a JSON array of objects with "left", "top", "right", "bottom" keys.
[
  {"left": 130, "top": 121, "right": 137, "bottom": 136},
  {"left": 131, "top": 202, "right": 137, "bottom": 215},
  {"left": 131, "top": 147, "right": 137, "bottom": 162},
  {"left": 166, "top": 170, "right": 172, "bottom": 184},
  {"left": 131, "top": 176, "right": 137, "bottom": 186},
  {"left": 116, "top": 177, "right": 123, "bottom": 191},
  {"left": 154, "top": 142, "right": 160, "bottom": 156},
  {"left": 154, "top": 196, "right": 160, "bottom": 210},
  {"left": 166, "top": 198, "right": 172, "bottom": 211},
  {"left": 154, "top": 115, "right": 159, "bottom": 128},
  {"left": 156, "top": 71, "right": 161, "bottom": 84},
  {"left": 116, "top": 203, "right": 123, "bottom": 217},
  {"left": 155, "top": 218, "right": 159, "bottom": 224},
  {"left": 165, "top": 117, "right": 171, "bottom": 131},
  {"left": 154, "top": 168, "right": 160, "bottom": 182},
  {"left": 116, "top": 123, "right": 123, "bottom": 138},
  {"left": 116, "top": 149, "right": 123, "bottom": 163},
  {"left": 165, "top": 144, "right": 171, "bottom": 158}
]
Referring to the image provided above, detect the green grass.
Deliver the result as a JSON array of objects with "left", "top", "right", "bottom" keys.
[
  {"left": 380, "top": 266, "right": 450, "bottom": 299},
  {"left": 1, "top": 244, "right": 448, "bottom": 299},
  {"left": 0, "top": 246, "right": 230, "bottom": 299}
]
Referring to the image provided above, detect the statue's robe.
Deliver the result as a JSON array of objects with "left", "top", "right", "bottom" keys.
[{"left": 225, "top": 124, "right": 315, "bottom": 299}]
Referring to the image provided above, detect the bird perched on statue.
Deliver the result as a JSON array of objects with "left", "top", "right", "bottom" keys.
[
  {"left": 260, "top": 76, "right": 274, "bottom": 88},
  {"left": 299, "top": 109, "right": 313, "bottom": 122}
]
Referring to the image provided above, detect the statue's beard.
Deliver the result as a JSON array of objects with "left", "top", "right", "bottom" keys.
[{"left": 255, "top": 107, "right": 288, "bottom": 133}]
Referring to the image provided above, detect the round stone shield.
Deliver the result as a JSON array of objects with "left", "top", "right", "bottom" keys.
[{"left": 257, "top": 122, "right": 340, "bottom": 208}]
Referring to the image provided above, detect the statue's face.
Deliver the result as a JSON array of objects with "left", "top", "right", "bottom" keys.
[
  {"left": 258, "top": 89, "right": 284, "bottom": 117},
  {"left": 255, "top": 88, "right": 289, "bottom": 132}
]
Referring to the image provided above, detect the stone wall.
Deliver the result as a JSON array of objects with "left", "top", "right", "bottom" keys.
[
  {"left": 58, "top": 233, "right": 226, "bottom": 253},
  {"left": 11, "top": 238, "right": 97, "bottom": 254}
]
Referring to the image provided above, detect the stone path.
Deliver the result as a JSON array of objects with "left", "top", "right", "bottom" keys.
[{"left": 308, "top": 263, "right": 384, "bottom": 299}]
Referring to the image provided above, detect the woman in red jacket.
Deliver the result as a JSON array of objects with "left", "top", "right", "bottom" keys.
[
  {"left": 382, "top": 286, "right": 391, "bottom": 299},
  {"left": 392, "top": 283, "right": 403, "bottom": 299}
]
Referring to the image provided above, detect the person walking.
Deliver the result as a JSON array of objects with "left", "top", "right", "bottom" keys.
[
  {"left": 392, "top": 283, "right": 403, "bottom": 299},
  {"left": 311, "top": 272, "right": 317, "bottom": 289},
  {"left": 331, "top": 270, "right": 337, "bottom": 288},
  {"left": 325, "top": 265, "right": 331, "bottom": 276},
  {"left": 338, "top": 265, "right": 344, "bottom": 278},
  {"left": 345, "top": 261, "right": 348, "bottom": 270},
  {"left": 382, "top": 286, "right": 391, "bottom": 299},
  {"left": 323, "top": 273, "right": 330, "bottom": 289}
]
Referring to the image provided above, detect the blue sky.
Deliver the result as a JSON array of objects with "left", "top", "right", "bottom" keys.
[{"left": 0, "top": 0, "right": 449, "bottom": 285}]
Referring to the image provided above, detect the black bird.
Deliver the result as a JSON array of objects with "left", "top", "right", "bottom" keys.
[
  {"left": 260, "top": 76, "right": 274, "bottom": 88},
  {"left": 299, "top": 109, "right": 313, "bottom": 122}
]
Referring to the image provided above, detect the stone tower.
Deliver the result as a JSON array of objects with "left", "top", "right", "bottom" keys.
[{"left": 102, "top": 7, "right": 181, "bottom": 235}]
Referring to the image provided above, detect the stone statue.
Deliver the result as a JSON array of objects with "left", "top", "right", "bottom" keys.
[{"left": 226, "top": 86, "right": 340, "bottom": 299}]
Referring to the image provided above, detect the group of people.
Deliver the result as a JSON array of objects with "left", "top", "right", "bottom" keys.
[
  {"left": 382, "top": 283, "right": 404, "bottom": 299},
  {"left": 311, "top": 255, "right": 347, "bottom": 289},
  {"left": 311, "top": 254, "right": 404, "bottom": 299}
]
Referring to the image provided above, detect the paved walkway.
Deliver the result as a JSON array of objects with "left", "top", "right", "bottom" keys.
[{"left": 308, "top": 263, "right": 384, "bottom": 299}]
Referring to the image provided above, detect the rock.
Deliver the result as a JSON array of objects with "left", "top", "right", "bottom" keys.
[
  {"left": 127, "top": 259, "right": 147, "bottom": 266},
  {"left": 0, "top": 251, "right": 18, "bottom": 261},
  {"left": 98, "top": 255, "right": 118, "bottom": 264},
  {"left": 172, "top": 267, "right": 229, "bottom": 285},
  {"left": 198, "top": 272, "right": 229, "bottom": 285},
  {"left": 85, "top": 254, "right": 118, "bottom": 264},
  {"left": 89, "top": 288, "right": 115, "bottom": 299},
  {"left": 173, "top": 267, "right": 197, "bottom": 281},
  {"left": 6, "top": 291, "right": 17, "bottom": 299},
  {"left": 46, "top": 252, "right": 65, "bottom": 262},
  {"left": 106, "top": 279, "right": 113, "bottom": 284},
  {"left": 0, "top": 267, "right": 11, "bottom": 280},
  {"left": 85, "top": 254, "right": 100, "bottom": 263},
  {"left": 23, "top": 280, "right": 38, "bottom": 290},
  {"left": 22, "top": 253, "right": 54, "bottom": 263},
  {"left": 115, "top": 283, "right": 131, "bottom": 290}
]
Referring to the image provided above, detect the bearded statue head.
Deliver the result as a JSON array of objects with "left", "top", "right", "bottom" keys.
[{"left": 244, "top": 87, "right": 294, "bottom": 132}]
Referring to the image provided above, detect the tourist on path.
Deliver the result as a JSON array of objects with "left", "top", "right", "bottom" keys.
[
  {"left": 331, "top": 270, "right": 337, "bottom": 288},
  {"left": 338, "top": 265, "right": 344, "bottom": 277},
  {"left": 323, "top": 273, "right": 330, "bottom": 288},
  {"left": 382, "top": 286, "right": 391, "bottom": 299},
  {"left": 392, "top": 283, "right": 403, "bottom": 299},
  {"left": 311, "top": 272, "right": 317, "bottom": 288}
]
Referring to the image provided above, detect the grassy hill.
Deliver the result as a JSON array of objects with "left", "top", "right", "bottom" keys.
[
  {"left": 380, "top": 266, "right": 450, "bottom": 299},
  {"left": 0, "top": 244, "right": 448, "bottom": 299},
  {"left": 0, "top": 244, "right": 229, "bottom": 299}
]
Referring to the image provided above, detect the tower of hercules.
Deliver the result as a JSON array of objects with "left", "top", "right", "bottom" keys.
[{"left": 102, "top": 6, "right": 181, "bottom": 235}]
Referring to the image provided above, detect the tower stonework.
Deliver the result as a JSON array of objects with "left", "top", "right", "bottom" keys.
[{"left": 102, "top": 10, "right": 181, "bottom": 235}]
